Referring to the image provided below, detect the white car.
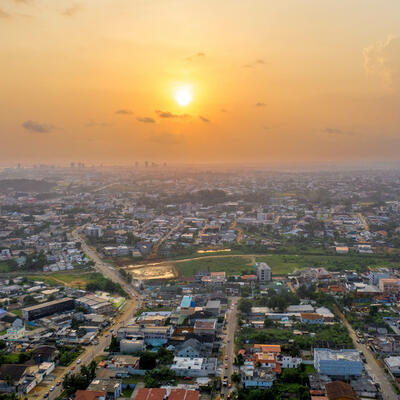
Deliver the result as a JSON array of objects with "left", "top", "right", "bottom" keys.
[{"left": 77, "top": 359, "right": 81, "bottom": 364}]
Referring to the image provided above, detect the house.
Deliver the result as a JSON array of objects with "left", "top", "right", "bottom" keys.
[
  {"left": 0, "top": 364, "right": 36, "bottom": 394},
  {"left": 325, "top": 381, "right": 359, "bottom": 400},
  {"left": 240, "top": 361, "right": 276, "bottom": 389},
  {"left": 301, "top": 313, "right": 324, "bottom": 325},
  {"left": 134, "top": 388, "right": 166, "bottom": 400},
  {"left": 32, "top": 345, "right": 57, "bottom": 363},
  {"left": 384, "top": 356, "right": 400, "bottom": 376},
  {"left": 193, "top": 319, "right": 217, "bottom": 336},
  {"left": 87, "top": 379, "right": 122, "bottom": 400},
  {"left": 176, "top": 338, "right": 211, "bottom": 358},
  {"left": 205, "top": 300, "right": 221, "bottom": 315},
  {"left": 75, "top": 390, "right": 107, "bottom": 400},
  {"left": 170, "top": 357, "right": 217, "bottom": 377}
]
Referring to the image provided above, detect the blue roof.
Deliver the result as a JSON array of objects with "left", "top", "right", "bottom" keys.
[
  {"left": 181, "top": 295, "right": 192, "bottom": 308},
  {"left": 0, "top": 308, "right": 7, "bottom": 315}
]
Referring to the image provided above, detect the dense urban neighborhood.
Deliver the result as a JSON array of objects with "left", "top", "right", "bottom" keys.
[{"left": 2, "top": 165, "right": 400, "bottom": 400}]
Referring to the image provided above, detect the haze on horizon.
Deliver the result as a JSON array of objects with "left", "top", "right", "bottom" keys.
[{"left": 1, "top": 0, "right": 400, "bottom": 165}]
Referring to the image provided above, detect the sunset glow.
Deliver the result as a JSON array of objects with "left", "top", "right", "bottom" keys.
[{"left": 174, "top": 86, "right": 193, "bottom": 107}]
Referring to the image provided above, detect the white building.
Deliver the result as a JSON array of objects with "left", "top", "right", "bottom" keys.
[
  {"left": 384, "top": 356, "right": 400, "bottom": 376},
  {"left": 256, "top": 262, "right": 271, "bottom": 282},
  {"left": 120, "top": 338, "right": 144, "bottom": 354},
  {"left": 170, "top": 357, "right": 217, "bottom": 377}
]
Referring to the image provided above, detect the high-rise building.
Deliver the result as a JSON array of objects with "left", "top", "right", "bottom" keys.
[{"left": 255, "top": 262, "right": 271, "bottom": 282}]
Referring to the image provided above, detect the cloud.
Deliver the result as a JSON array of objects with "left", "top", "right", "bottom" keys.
[
  {"left": 243, "top": 59, "right": 266, "bottom": 68},
  {"left": 156, "top": 110, "right": 189, "bottom": 119},
  {"left": 151, "top": 132, "right": 182, "bottom": 145},
  {"left": 324, "top": 127, "right": 355, "bottom": 136},
  {"left": 185, "top": 52, "right": 206, "bottom": 61},
  {"left": 364, "top": 36, "right": 400, "bottom": 90},
  {"left": 0, "top": 9, "right": 10, "bottom": 18},
  {"left": 22, "top": 120, "right": 55, "bottom": 133},
  {"left": 199, "top": 116, "right": 210, "bottom": 123},
  {"left": 61, "top": 3, "right": 82, "bottom": 17},
  {"left": 85, "top": 120, "right": 113, "bottom": 128},
  {"left": 220, "top": 109, "right": 228, "bottom": 113},
  {"left": 137, "top": 117, "right": 155, "bottom": 124},
  {"left": 255, "top": 102, "right": 266, "bottom": 107},
  {"left": 115, "top": 109, "right": 133, "bottom": 115}
]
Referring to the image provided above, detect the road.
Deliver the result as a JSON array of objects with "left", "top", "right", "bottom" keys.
[
  {"left": 334, "top": 305, "right": 398, "bottom": 400},
  {"left": 358, "top": 212, "right": 370, "bottom": 231},
  {"left": 149, "top": 217, "right": 185, "bottom": 259},
  {"left": 39, "top": 229, "right": 142, "bottom": 400},
  {"left": 221, "top": 297, "right": 239, "bottom": 398}
]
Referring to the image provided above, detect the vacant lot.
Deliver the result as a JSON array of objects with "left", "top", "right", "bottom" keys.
[
  {"left": 256, "top": 254, "right": 400, "bottom": 274},
  {"left": 175, "top": 256, "right": 253, "bottom": 277},
  {"left": 26, "top": 271, "right": 100, "bottom": 288}
]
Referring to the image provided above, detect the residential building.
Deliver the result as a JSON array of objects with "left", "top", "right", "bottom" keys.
[
  {"left": 255, "top": 262, "right": 271, "bottom": 282},
  {"left": 314, "top": 349, "right": 363, "bottom": 378}
]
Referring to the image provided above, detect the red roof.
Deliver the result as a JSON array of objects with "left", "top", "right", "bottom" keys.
[
  {"left": 75, "top": 390, "right": 106, "bottom": 400},
  {"left": 135, "top": 388, "right": 166, "bottom": 400},
  {"left": 169, "top": 389, "right": 199, "bottom": 400}
]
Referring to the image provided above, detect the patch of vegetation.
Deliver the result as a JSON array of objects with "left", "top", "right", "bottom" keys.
[
  {"left": 86, "top": 272, "right": 127, "bottom": 296},
  {"left": 240, "top": 323, "right": 352, "bottom": 349}
]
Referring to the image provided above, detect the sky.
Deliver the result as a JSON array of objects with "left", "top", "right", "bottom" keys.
[{"left": 1, "top": 0, "right": 400, "bottom": 165}]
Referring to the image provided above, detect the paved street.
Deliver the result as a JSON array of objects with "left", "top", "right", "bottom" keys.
[
  {"left": 221, "top": 297, "right": 239, "bottom": 398},
  {"left": 335, "top": 305, "right": 398, "bottom": 400},
  {"left": 37, "top": 229, "right": 141, "bottom": 400}
]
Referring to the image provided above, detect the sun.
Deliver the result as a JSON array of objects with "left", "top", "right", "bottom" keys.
[{"left": 174, "top": 86, "right": 193, "bottom": 106}]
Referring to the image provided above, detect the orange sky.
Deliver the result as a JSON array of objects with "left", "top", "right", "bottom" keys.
[{"left": 1, "top": 0, "right": 400, "bottom": 165}]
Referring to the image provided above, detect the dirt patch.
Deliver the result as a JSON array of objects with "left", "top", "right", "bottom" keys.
[{"left": 123, "top": 264, "right": 177, "bottom": 280}]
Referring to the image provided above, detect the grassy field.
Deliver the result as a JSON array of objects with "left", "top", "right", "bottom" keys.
[
  {"left": 175, "top": 256, "right": 253, "bottom": 277},
  {"left": 26, "top": 271, "right": 102, "bottom": 288},
  {"left": 0, "top": 262, "right": 10, "bottom": 273},
  {"left": 172, "top": 252, "right": 400, "bottom": 277},
  {"left": 256, "top": 254, "right": 400, "bottom": 274}
]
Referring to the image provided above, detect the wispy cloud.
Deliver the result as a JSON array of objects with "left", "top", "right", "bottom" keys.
[
  {"left": 137, "top": 117, "right": 155, "bottom": 124},
  {"left": 22, "top": 120, "right": 55, "bottom": 133},
  {"left": 85, "top": 120, "right": 113, "bottom": 128},
  {"left": 255, "top": 102, "right": 266, "bottom": 107},
  {"left": 324, "top": 127, "right": 355, "bottom": 136},
  {"left": 115, "top": 109, "right": 133, "bottom": 115},
  {"left": 364, "top": 35, "right": 400, "bottom": 90},
  {"left": 243, "top": 59, "right": 266, "bottom": 68},
  {"left": 185, "top": 52, "right": 206, "bottom": 61},
  {"left": 199, "top": 116, "right": 210, "bottom": 123},
  {"left": 0, "top": 9, "right": 10, "bottom": 18},
  {"left": 61, "top": 3, "right": 82, "bottom": 17},
  {"left": 156, "top": 110, "right": 189, "bottom": 119}
]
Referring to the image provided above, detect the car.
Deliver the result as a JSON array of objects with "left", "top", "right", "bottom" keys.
[
  {"left": 225, "top": 364, "right": 228, "bottom": 369},
  {"left": 94, "top": 340, "right": 99, "bottom": 345},
  {"left": 183, "top": 376, "right": 192, "bottom": 380},
  {"left": 228, "top": 383, "right": 232, "bottom": 388},
  {"left": 49, "top": 386, "right": 54, "bottom": 392},
  {"left": 43, "top": 393, "right": 49, "bottom": 399},
  {"left": 225, "top": 356, "right": 228, "bottom": 360},
  {"left": 77, "top": 359, "right": 81, "bottom": 364},
  {"left": 223, "top": 380, "right": 228, "bottom": 387},
  {"left": 71, "top": 366, "right": 75, "bottom": 370},
  {"left": 56, "top": 381, "right": 61, "bottom": 386}
]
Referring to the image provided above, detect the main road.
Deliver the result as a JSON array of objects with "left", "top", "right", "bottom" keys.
[
  {"left": 42, "top": 229, "right": 141, "bottom": 400},
  {"left": 221, "top": 297, "right": 239, "bottom": 399},
  {"left": 334, "top": 305, "right": 398, "bottom": 400}
]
